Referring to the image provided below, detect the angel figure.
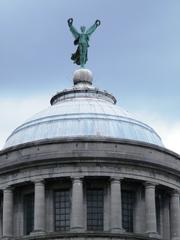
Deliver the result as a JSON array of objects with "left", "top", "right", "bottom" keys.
[{"left": 68, "top": 18, "right": 101, "bottom": 67}]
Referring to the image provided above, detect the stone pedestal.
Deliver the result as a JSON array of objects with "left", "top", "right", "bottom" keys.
[
  {"left": 110, "top": 178, "right": 124, "bottom": 233},
  {"left": 2, "top": 188, "right": 13, "bottom": 238},
  {"left": 170, "top": 190, "right": 180, "bottom": 240},
  {"left": 144, "top": 182, "right": 158, "bottom": 237},
  {"left": 33, "top": 180, "right": 45, "bottom": 234},
  {"left": 71, "top": 177, "right": 84, "bottom": 232}
]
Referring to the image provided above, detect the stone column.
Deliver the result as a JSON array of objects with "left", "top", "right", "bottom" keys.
[
  {"left": 170, "top": 190, "right": 180, "bottom": 240},
  {"left": 33, "top": 180, "right": 45, "bottom": 233},
  {"left": 3, "top": 187, "right": 13, "bottom": 238},
  {"left": 71, "top": 177, "right": 84, "bottom": 232},
  {"left": 110, "top": 178, "right": 123, "bottom": 233},
  {"left": 144, "top": 182, "right": 158, "bottom": 237}
]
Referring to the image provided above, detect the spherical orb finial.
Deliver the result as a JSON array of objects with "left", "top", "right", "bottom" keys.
[{"left": 73, "top": 69, "right": 93, "bottom": 86}]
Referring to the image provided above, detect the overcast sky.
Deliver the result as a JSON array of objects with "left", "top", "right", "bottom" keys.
[{"left": 0, "top": 0, "right": 180, "bottom": 154}]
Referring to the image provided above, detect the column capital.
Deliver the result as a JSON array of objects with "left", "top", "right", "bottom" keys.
[
  {"left": 71, "top": 177, "right": 83, "bottom": 183},
  {"left": 33, "top": 179, "right": 45, "bottom": 185},
  {"left": 110, "top": 177, "right": 124, "bottom": 183},
  {"left": 171, "top": 189, "right": 180, "bottom": 196},
  {"left": 144, "top": 181, "right": 157, "bottom": 188},
  {"left": 2, "top": 186, "right": 14, "bottom": 192}
]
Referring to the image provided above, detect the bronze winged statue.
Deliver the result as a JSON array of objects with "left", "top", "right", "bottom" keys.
[{"left": 68, "top": 18, "right": 101, "bottom": 68}]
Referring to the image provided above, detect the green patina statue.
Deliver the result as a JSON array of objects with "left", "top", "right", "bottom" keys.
[{"left": 68, "top": 18, "right": 101, "bottom": 68}]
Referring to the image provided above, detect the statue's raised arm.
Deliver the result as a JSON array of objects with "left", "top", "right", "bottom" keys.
[
  {"left": 67, "top": 18, "right": 80, "bottom": 39},
  {"left": 86, "top": 20, "right": 101, "bottom": 37}
]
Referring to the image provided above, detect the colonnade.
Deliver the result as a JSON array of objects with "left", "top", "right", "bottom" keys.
[{"left": 2, "top": 178, "right": 180, "bottom": 240}]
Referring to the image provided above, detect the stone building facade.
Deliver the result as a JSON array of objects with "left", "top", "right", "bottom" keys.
[{"left": 0, "top": 69, "right": 180, "bottom": 240}]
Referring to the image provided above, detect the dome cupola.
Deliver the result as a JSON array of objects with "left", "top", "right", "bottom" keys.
[{"left": 4, "top": 69, "right": 163, "bottom": 149}]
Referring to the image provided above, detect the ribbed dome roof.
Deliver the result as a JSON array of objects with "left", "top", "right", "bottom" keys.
[{"left": 4, "top": 69, "right": 163, "bottom": 149}]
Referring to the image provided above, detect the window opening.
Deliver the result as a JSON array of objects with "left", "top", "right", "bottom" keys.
[
  {"left": 24, "top": 193, "right": 34, "bottom": 235},
  {"left": 122, "top": 190, "right": 134, "bottom": 232},
  {"left": 54, "top": 190, "right": 70, "bottom": 231},
  {"left": 87, "top": 188, "right": 104, "bottom": 231}
]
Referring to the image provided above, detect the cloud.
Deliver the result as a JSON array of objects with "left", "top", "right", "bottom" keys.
[
  {"left": 134, "top": 110, "right": 180, "bottom": 155},
  {"left": 0, "top": 95, "right": 49, "bottom": 150},
  {"left": 154, "top": 122, "right": 180, "bottom": 155},
  {"left": 0, "top": 97, "right": 179, "bottom": 156}
]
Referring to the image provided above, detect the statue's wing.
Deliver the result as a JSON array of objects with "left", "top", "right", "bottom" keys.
[
  {"left": 69, "top": 25, "right": 80, "bottom": 39},
  {"left": 86, "top": 23, "right": 97, "bottom": 36}
]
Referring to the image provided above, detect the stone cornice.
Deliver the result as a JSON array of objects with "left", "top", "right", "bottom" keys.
[{"left": 1, "top": 137, "right": 179, "bottom": 159}]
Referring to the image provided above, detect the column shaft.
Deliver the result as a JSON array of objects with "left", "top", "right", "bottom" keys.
[
  {"left": 170, "top": 191, "right": 180, "bottom": 240},
  {"left": 110, "top": 178, "right": 123, "bottom": 232},
  {"left": 145, "top": 183, "right": 157, "bottom": 236},
  {"left": 71, "top": 178, "right": 84, "bottom": 232},
  {"left": 3, "top": 188, "right": 13, "bottom": 237},
  {"left": 34, "top": 181, "right": 45, "bottom": 232}
]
